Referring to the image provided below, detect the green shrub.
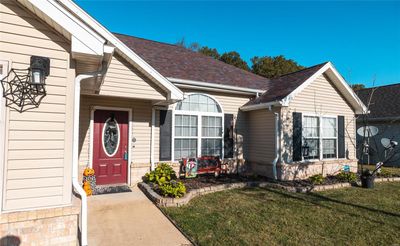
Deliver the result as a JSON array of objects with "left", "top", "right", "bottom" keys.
[
  {"left": 309, "top": 174, "right": 325, "bottom": 185},
  {"left": 336, "top": 171, "right": 357, "bottom": 183},
  {"left": 378, "top": 168, "right": 392, "bottom": 177},
  {"left": 143, "top": 163, "right": 177, "bottom": 185},
  {"left": 159, "top": 180, "right": 186, "bottom": 198}
]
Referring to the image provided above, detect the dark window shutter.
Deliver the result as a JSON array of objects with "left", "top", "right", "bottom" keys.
[
  {"left": 159, "top": 110, "right": 172, "bottom": 161},
  {"left": 338, "top": 116, "right": 345, "bottom": 158},
  {"left": 224, "top": 114, "right": 234, "bottom": 158},
  {"left": 292, "top": 112, "right": 302, "bottom": 162}
]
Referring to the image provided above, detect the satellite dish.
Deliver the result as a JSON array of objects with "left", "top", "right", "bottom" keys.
[
  {"left": 357, "top": 126, "right": 379, "bottom": 137},
  {"left": 381, "top": 138, "right": 391, "bottom": 149}
]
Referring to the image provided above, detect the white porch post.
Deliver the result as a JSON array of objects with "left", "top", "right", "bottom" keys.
[{"left": 150, "top": 107, "right": 155, "bottom": 171}]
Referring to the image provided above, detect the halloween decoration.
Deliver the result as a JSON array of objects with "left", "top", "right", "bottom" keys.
[
  {"left": 82, "top": 181, "right": 92, "bottom": 196},
  {"left": 102, "top": 114, "right": 119, "bottom": 156},
  {"left": 0, "top": 56, "right": 49, "bottom": 112},
  {"left": 82, "top": 167, "right": 96, "bottom": 195}
]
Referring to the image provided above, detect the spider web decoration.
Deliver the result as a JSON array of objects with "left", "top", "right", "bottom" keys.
[{"left": 0, "top": 68, "right": 46, "bottom": 113}]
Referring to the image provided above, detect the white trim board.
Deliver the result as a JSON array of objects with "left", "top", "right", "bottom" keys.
[
  {"left": 89, "top": 106, "right": 132, "bottom": 185},
  {"left": 169, "top": 77, "right": 264, "bottom": 95},
  {"left": 18, "top": 0, "right": 105, "bottom": 59},
  {"left": 0, "top": 60, "right": 10, "bottom": 213}
]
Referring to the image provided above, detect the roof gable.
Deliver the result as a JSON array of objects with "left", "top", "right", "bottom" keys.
[
  {"left": 241, "top": 62, "right": 367, "bottom": 114},
  {"left": 21, "top": 0, "right": 183, "bottom": 101}
]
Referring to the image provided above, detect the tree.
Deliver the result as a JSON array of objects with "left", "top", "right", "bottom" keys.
[
  {"left": 351, "top": 84, "right": 365, "bottom": 91},
  {"left": 251, "top": 55, "right": 304, "bottom": 79},
  {"left": 198, "top": 46, "right": 220, "bottom": 60},
  {"left": 219, "top": 51, "right": 250, "bottom": 71},
  {"left": 175, "top": 37, "right": 186, "bottom": 48},
  {"left": 175, "top": 38, "right": 200, "bottom": 51}
]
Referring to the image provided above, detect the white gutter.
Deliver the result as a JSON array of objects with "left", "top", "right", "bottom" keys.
[
  {"left": 168, "top": 77, "right": 265, "bottom": 95},
  {"left": 272, "top": 112, "right": 280, "bottom": 180},
  {"left": 240, "top": 101, "right": 282, "bottom": 111},
  {"left": 73, "top": 67, "right": 107, "bottom": 246}
]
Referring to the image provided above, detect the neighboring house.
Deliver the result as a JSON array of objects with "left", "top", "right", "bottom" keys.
[
  {"left": 0, "top": 0, "right": 366, "bottom": 245},
  {"left": 356, "top": 83, "right": 400, "bottom": 166}
]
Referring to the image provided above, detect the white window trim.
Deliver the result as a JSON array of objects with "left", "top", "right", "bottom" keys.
[
  {"left": 172, "top": 93, "right": 224, "bottom": 160},
  {"left": 301, "top": 113, "right": 339, "bottom": 162}
]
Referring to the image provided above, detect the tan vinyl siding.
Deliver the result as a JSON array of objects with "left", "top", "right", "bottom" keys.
[
  {"left": 246, "top": 109, "right": 276, "bottom": 164},
  {"left": 1, "top": 0, "right": 73, "bottom": 210},
  {"left": 100, "top": 54, "right": 167, "bottom": 101},
  {"left": 79, "top": 95, "right": 155, "bottom": 169},
  {"left": 282, "top": 73, "right": 357, "bottom": 163}
]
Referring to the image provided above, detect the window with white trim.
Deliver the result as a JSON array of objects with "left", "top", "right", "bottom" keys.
[
  {"left": 321, "top": 117, "right": 337, "bottom": 159},
  {"left": 302, "top": 116, "right": 337, "bottom": 160},
  {"left": 174, "top": 94, "right": 223, "bottom": 160},
  {"left": 303, "top": 116, "right": 320, "bottom": 160}
]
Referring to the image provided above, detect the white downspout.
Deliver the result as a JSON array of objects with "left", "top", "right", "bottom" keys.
[
  {"left": 150, "top": 107, "right": 156, "bottom": 171},
  {"left": 272, "top": 112, "right": 280, "bottom": 180},
  {"left": 72, "top": 69, "right": 106, "bottom": 246}
]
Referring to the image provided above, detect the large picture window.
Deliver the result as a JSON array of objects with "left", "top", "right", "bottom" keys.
[
  {"left": 302, "top": 115, "right": 337, "bottom": 160},
  {"left": 173, "top": 94, "right": 223, "bottom": 160}
]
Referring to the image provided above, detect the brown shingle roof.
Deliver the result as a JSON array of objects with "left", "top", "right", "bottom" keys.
[
  {"left": 114, "top": 33, "right": 271, "bottom": 90},
  {"left": 114, "top": 33, "right": 329, "bottom": 105},
  {"left": 356, "top": 83, "right": 400, "bottom": 119},
  {"left": 243, "top": 62, "right": 328, "bottom": 106}
]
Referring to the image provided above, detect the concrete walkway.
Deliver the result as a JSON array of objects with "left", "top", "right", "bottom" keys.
[{"left": 88, "top": 186, "right": 191, "bottom": 246}]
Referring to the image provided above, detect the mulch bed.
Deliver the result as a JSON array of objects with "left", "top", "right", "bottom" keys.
[
  {"left": 178, "top": 174, "right": 264, "bottom": 191},
  {"left": 178, "top": 174, "right": 347, "bottom": 191}
]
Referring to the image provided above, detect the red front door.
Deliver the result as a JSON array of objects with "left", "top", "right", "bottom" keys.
[{"left": 93, "top": 110, "right": 128, "bottom": 185}]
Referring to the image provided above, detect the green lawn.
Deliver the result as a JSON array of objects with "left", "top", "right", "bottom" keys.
[
  {"left": 164, "top": 182, "right": 400, "bottom": 246},
  {"left": 361, "top": 164, "right": 400, "bottom": 176}
]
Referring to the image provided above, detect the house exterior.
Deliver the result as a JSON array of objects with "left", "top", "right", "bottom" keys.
[
  {"left": 0, "top": 0, "right": 366, "bottom": 245},
  {"left": 356, "top": 83, "right": 400, "bottom": 166}
]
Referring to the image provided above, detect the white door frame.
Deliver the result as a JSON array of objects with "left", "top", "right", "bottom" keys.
[
  {"left": 0, "top": 60, "right": 10, "bottom": 212},
  {"left": 89, "top": 106, "right": 132, "bottom": 185}
]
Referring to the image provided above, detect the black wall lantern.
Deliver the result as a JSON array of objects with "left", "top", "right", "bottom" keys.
[{"left": 0, "top": 56, "right": 50, "bottom": 112}]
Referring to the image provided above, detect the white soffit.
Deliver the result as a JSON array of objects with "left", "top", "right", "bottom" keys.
[{"left": 19, "top": 0, "right": 105, "bottom": 59}]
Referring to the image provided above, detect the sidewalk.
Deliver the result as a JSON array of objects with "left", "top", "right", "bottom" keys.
[{"left": 87, "top": 186, "right": 191, "bottom": 246}]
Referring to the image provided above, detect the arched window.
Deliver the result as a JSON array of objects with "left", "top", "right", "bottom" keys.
[{"left": 173, "top": 94, "right": 224, "bottom": 160}]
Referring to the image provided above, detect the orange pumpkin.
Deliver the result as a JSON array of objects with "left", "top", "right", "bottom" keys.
[
  {"left": 83, "top": 167, "right": 95, "bottom": 177},
  {"left": 83, "top": 181, "right": 92, "bottom": 196}
]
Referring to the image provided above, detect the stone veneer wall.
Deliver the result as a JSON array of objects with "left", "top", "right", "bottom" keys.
[
  {"left": 0, "top": 198, "right": 80, "bottom": 245},
  {"left": 279, "top": 159, "right": 358, "bottom": 180}
]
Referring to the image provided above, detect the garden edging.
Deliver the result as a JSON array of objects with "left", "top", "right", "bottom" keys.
[{"left": 138, "top": 177, "right": 400, "bottom": 207}]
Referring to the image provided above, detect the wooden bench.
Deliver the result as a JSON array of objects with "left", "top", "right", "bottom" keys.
[{"left": 180, "top": 156, "right": 228, "bottom": 178}]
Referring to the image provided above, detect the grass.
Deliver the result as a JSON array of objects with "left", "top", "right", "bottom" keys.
[{"left": 164, "top": 182, "right": 400, "bottom": 246}]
